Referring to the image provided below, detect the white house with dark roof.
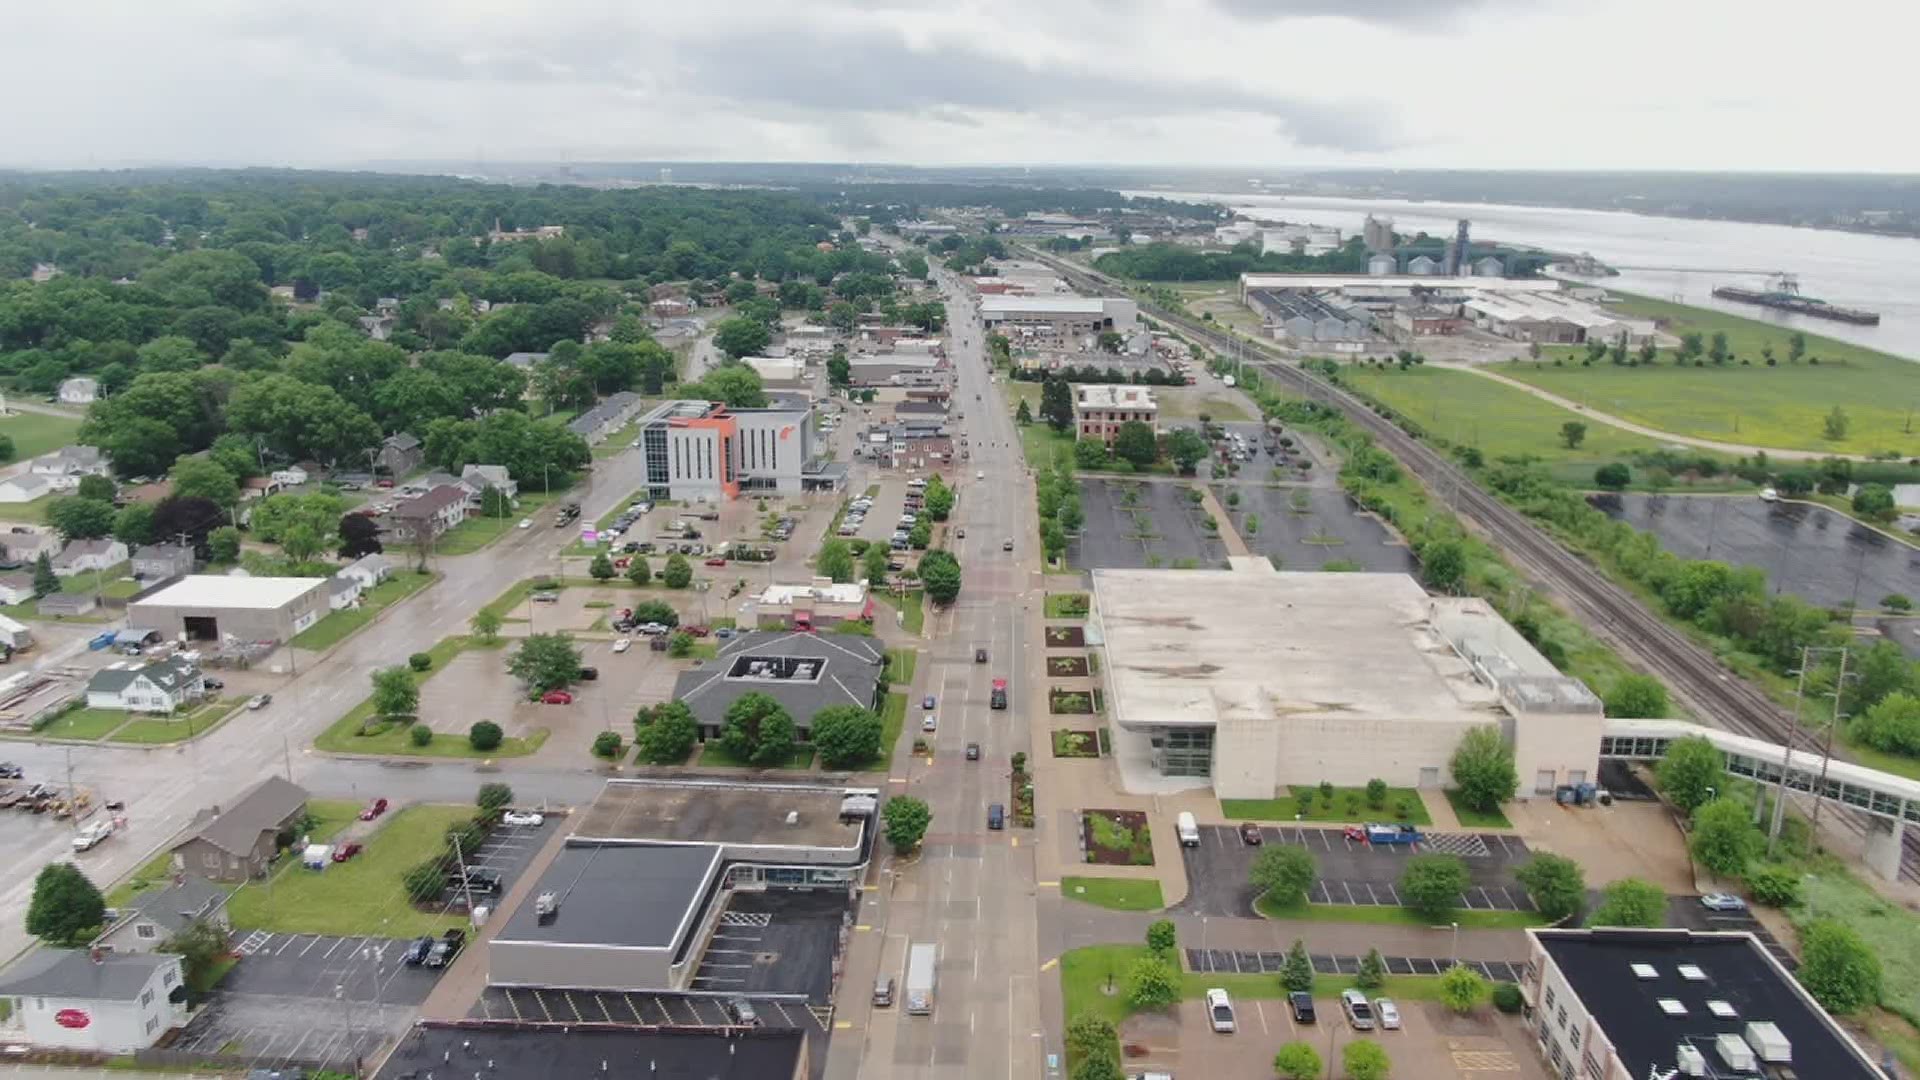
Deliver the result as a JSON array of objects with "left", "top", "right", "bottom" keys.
[
  {"left": 0, "top": 571, "right": 35, "bottom": 605},
  {"left": 131, "top": 544, "right": 194, "bottom": 580},
  {"left": 93, "top": 876, "right": 230, "bottom": 955},
  {"left": 0, "top": 949, "right": 188, "bottom": 1053},
  {"left": 85, "top": 656, "right": 205, "bottom": 713},
  {"left": 460, "top": 464, "right": 517, "bottom": 502},
  {"left": 339, "top": 553, "right": 392, "bottom": 590},
  {"left": 31, "top": 446, "right": 110, "bottom": 489},
  {"left": 52, "top": 538, "right": 127, "bottom": 577}
]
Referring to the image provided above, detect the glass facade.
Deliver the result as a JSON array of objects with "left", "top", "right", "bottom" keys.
[
  {"left": 643, "top": 423, "right": 669, "bottom": 499},
  {"left": 1600, "top": 734, "right": 1918, "bottom": 823},
  {"left": 1154, "top": 728, "right": 1213, "bottom": 777}
]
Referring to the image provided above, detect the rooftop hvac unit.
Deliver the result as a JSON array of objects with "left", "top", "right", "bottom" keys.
[
  {"left": 1674, "top": 1045, "right": 1707, "bottom": 1077},
  {"left": 1744, "top": 1021, "right": 1792, "bottom": 1063},
  {"left": 1715, "top": 1033, "right": 1756, "bottom": 1072},
  {"left": 534, "top": 891, "right": 558, "bottom": 923}
]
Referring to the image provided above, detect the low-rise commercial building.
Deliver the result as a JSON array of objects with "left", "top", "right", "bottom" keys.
[
  {"left": 388, "top": 484, "right": 469, "bottom": 541},
  {"left": 671, "top": 630, "right": 885, "bottom": 742},
  {"left": 1072, "top": 384, "right": 1158, "bottom": 444},
  {"left": 1089, "top": 560, "right": 1601, "bottom": 798},
  {"left": 0, "top": 950, "right": 188, "bottom": 1053},
  {"left": 635, "top": 400, "right": 819, "bottom": 502},
  {"left": 567, "top": 391, "right": 645, "bottom": 442},
  {"left": 1524, "top": 928, "right": 1883, "bottom": 1080},
  {"left": 980, "top": 295, "right": 1138, "bottom": 336},
  {"left": 751, "top": 579, "right": 873, "bottom": 630},
  {"left": 170, "top": 776, "right": 308, "bottom": 883},
  {"left": 129, "top": 575, "right": 331, "bottom": 644},
  {"left": 375, "top": 1026, "right": 809, "bottom": 1080}
]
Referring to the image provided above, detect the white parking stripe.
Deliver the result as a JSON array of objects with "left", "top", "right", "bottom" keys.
[{"left": 299, "top": 935, "right": 324, "bottom": 957}]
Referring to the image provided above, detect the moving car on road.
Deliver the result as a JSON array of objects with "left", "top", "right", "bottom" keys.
[
  {"left": 965, "top": 742, "right": 980, "bottom": 760},
  {"left": 541, "top": 690, "right": 574, "bottom": 705},
  {"left": 246, "top": 694, "right": 272, "bottom": 710},
  {"left": 518, "top": 518, "right": 532, "bottom": 529},
  {"left": 612, "top": 637, "right": 632, "bottom": 654}
]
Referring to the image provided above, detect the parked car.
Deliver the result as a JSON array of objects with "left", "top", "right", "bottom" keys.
[
  {"left": 725, "top": 997, "right": 759, "bottom": 1026},
  {"left": 542, "top": 690, "right": 574, "bottom": 705},
  {"left": 612, "top": 637, "right": 632, "bottom": 654},
  {"left": 461, "top": 869, "right": 501, "bottom": 894},
  {"left": 518, "top": 518, "right": 532, "bottom": 529},
  {"left": 1374, "top": 998, "right": 1400, "bottom": 1030},
  {"left": 202, "top": 677, "right": 224, "bottom": 691},
  {"left": 403, "top": 936, "right": 434, "bottom": 965},
  {"left": 705, "top": 557, "right": 727, "bottom": 567},
  {"left": 331, "top": 842, "right": 363, "bottom": 863},
  {"left": 714, "top": 627, "right": 734, "bottom": 640},
  {"left": 247, "top": 694, "right": 272, "bottom": 710},
  {"left": 531, "top": 591, "right": 560, "bottom": 603},
  {"left": 681, "top": 625, "right": 710, "bottom": 637},
  {"left": 638, "top": 622, "right": 670, "bottom": 636},
  {"left": 427, "top": 928, "right": 466, "bottom": 967},
  {"left": 578, "top": 666, "right": 599, "bottom": 681},
  {"left": 359, "top": 798, "right": 388, "bottom": 821},
  {"left": 1700, "top": 893, "right": 1748, "bottom": 912},
  {"left": 502, "top": 810, "right": 545, "bottom": 827},
  {"left": 0, "top": 762, "right": 21, "bottom": 779},
  {"left": 1288, "top": 992, "right": 1316, "bottom": 1023},
  {"left": 1341, "top": 989, "right": 1374, "bottom": 1030},
  {"left": 1205, "top": 988, "right": 1236, "bottom": 1033},
  {"left": 1238, "top": 823, "right": 1263, "bottom": 846}
]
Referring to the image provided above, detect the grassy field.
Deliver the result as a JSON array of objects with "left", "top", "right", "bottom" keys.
[
  {"left": 1044, "top": 592, "right": 1090, "bottom": 619},
  {"left": 1343, "top": 366, "right": 1666, "bottom": 481},
  {"left": 290, "top": 570, "right": 437, "bottom": 651},
  {"left": 1255, "top": 895, "right": 1545, "bottom": 930},
  {"left": 109, "top": 698, "right": 245, "bottom": 744},
  {"left": 1156, "top": 386, "right": 1253, "bottom": 422},
  {"left": 1060, "top": 876, "right": 1165, "bottom": 911},
  {"left": 592, "top": 420, "right": 642, "bottom": 459},
  {"left": 1169, "top": 282, "right": 1266, "bottom": 336},
  {"left": 1495, "top": 292, "right": 1920, "bottom": 456},
  {"left": 879, "top": 692, "right": 908, "bottom": 762},
  {"left": 0, "top": 493, "right": 53, "bottom": 523},
  {"left": 225, "top": 804, "right": 470, "bottom": 937},
  {"left": 1222, "top": 786, "right": 1432, "bottom": 826},
  {"left": 0, "top": 410, "right": 82, "bottom": 462},
  {"left": 884, "top": 647, "right": 919, "bottom": 688},
  {"left": 312, "top": 636, "right": 547, "bottom": 759},
  {"left": 36, "top": 707, "right": 130, "bottom": 740},
  {"left": 99, "top": 577, "right": 142, "bottom": 600},
  {"left": 1444, "top": 789, "right": 1515, "bottom": 829},
  {"left": 875, "top": 588, "right": 924, "bottom": 635}
]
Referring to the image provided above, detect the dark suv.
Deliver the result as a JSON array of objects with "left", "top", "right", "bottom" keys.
[
  {"left": 403, "top": 935, "right": 434, "bottom": 966},
  {"left": 1289, "top": 991, "right": 1317, "bottom": 1023},
  {"left": 426, "top": 928, "right": 466, "bottom": 968}
]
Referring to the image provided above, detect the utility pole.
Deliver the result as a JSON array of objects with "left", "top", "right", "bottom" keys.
[
  {"left": 1768, "top": 649, "right": 1813, "bottom": 855},
  {"left": 1809, "top": 647, "right": 1850, "bottom": 839}
]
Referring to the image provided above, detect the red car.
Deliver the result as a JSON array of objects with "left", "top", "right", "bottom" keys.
[
  {"left": 542, "top": 690, "right": 574, "bottom": 705},
  {"left": 331, "top": 842, "right": 363, "bottom": 863},
  {"left": 359, "top": 798, "right": 388, "bottom": 821},
  {"left": 704, "top": 557, "right": 727, "bottom": 567},
  {"left": 613, "top": 557, "right": 631, "bottom": 569},
  {"left": 682, "top": 625, "right": 710, "bottom": 637},
  {"left": 1343, "top": 825, "right": 1368, "bottom": 844}
]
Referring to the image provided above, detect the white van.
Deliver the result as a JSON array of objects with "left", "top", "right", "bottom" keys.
[{"left": 1176, "top": 812, "right": 1200, "bottom": 848}]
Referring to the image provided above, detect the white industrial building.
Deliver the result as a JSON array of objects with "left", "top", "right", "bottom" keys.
[
  {"left": 1089, "top": 560, "right": 1602, "bottom": 799},
  {"left": 1463, "top": 292, "right": 1657, "bottom": 346},
  {"left": 979, "top": 295, "right": 1138, "bottom": 336},
  {"left": 128, "top": 575, "right": 331, "bottom": 644}
]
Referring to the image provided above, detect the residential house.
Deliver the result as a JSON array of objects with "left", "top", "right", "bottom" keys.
[
  {"left": 460, "top": 464, "right": 517, "bottom": 503},
  {"left": 0, "top": 950, "right": 189, "bottom": 1053},
  {"left": 57, "top": 377, "right": 99, "bottom": 405},
  {"left": 53, "top": 538, "right": 128, "bottom": 578},
  {"left": 36, "top": 593, "right": 97, "bottom": 618},
  {"left": 93, "top": 876, "right": 230, "bottom": 955},
  {"left": 376, "top": 433, "right": 424, "bottom": 478},
  {"left": 410, "top": 470, "right": 462, "bottom": 494},
  {"left": 0, "top": 472, "right": 53, "bottom": 504},
  {"left": 4, "top": 527, "right": 61, "bottom": 563},
  {"left": 0, "top": 572, "right": 35, "bottom": 605},
  {"left": 650, "top": 297, "right": 691, "bottom": 318},
  {"left": 131, "top": 544, "right": 195, "bottom": 580},
  {"left": 566, "top": 391, "right": 643, "bottom": 442},
  {"left": 328, "top": 575, "right": 363, "bottom": 611},
  {"left": 169, "top": 776, "right": 309, "bottom": 883},
  {"left": 356, "top": 314, "right": 395, "bottom": 341},
  {"left": 85, "top": 656, "right": 206, "bottom": 713},
  {"left": 338, "top": 553, "right": 393, "bottom": 591},
  {"left": 30, "top": 445, "right": 111, "bottom": 491},
  {"left": 388, "top": 485, "right": 468, "bottom": 540}
]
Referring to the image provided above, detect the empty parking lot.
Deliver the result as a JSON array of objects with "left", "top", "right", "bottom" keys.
[
  {"left": 1177, "top": 824, "right": 1535, "bottom": 916},
  {"left": 691, "top": 889, "right": 850, "bottom": 1001}
]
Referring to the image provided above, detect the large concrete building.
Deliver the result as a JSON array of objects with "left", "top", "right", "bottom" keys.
[
  {"left": 487, "top": 779, "right": 874, "bottom": 993},
  {"left": 979, "top": 295, "right": 1138, "bottom": 336},
  {"left": 635, "top": 400, "right": 833, "bottom": 502},
  {"left": 1089, "top": 560, "right": 1601, "bottom": 799},
  {"left": 128, "top": 575, "right": 330, "bottom": 644}
]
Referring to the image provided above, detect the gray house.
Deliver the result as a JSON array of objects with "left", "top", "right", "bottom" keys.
[
  {"left": 376, "top": 433, "right": 424, "bottom": 477},
  {"left": 94, "top": 876, "right": 230, "bottom": 954},
  {"left": 170, "top": 776, "right": 309, "bottom": 883},
  {"left": 131, "top": 544, "right": 195, "bottom": 580}
]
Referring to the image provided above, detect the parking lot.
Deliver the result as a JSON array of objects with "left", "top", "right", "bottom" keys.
[
  {"left": 690, "top": 889, "right": 850, "bottom": 1001},
  {"left": 1177, "top": 824, "right": 1535, "bottom": 916},
  {"left": 850, "top": 477, "right": 914, "bottom": 547},
  {"left": 419, "top": 628, "right": 681, "bottom": 752},
  {"left": 472, "top": 986, "right": 829, "bottom": 1031},
  {"left": 434, "top": 816, "right": 549, "bottom": 908},
  {"left": 1216, "top": 483, "right": 1416, "bottom": 574},
  {"left": 223, "top": 931, "right": 442, "bottom": 1003},
  {"left": 1184, "top": 947, "right": 1528, "bottom": 982},
  {"left": 1667, "top": 895, "right": 1796, "bottom": 970},
  {"left": 169, "top": 988, "right": 411, "bottom": 1072},
  {"left": 1071, "top": 478, "right": 1230, "bottom": 570}
]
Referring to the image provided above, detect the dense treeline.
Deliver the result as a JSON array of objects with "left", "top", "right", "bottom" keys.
[{"left": 1093, "top": 239, "right": 1370, "bottom": 281}]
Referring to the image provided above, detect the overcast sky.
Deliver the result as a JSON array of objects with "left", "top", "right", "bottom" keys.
[{"left": 4, "top": 0, "right": 1911, "bottom": 173}]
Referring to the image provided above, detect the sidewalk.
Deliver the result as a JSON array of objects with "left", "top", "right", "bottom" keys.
[{"left": 414, "top": 813, "right": 576, "bottom": 1021}]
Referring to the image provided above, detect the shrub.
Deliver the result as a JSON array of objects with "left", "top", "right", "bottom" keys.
[
  {"left": 1746, "top": 865, "right": 1801, "bottom": 908},
  {"left": 1365, "top": 778, "right": 1388, "bottom": 808},
  {"left": 1011, "top": 751, "right": 1027, "bottom": 773},
  {"left": 403, "top": 861, "right": 447, "bottom": 902},
  {"left": 468, "top": 720, "right": 504, "bottom": 751},
  {"left": 476, "top": 783, "right": 513, "bottom": 812},
  {"left": 409, "top": 724, "right": 433, "bottom": 747},
  {"left": 1492, "top": 982, "right": 1524, "bottom": 1013},
  {"left": 592, "top": 731, "right": 624, "bottom": 759},
  {"left": 408, "top": 652, "right": 433, "bottom": 672},
  {"left": 1439, "top": 963, "right": 1488, "bottom": 1013}
]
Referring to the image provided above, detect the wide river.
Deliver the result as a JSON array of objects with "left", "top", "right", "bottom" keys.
[{"left": 1130, "top": 190, "right": 1920, "bottom": 362}]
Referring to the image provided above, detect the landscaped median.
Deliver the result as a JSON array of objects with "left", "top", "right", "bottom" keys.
[
  {"left": 312, "top": 635, "right": 548, "bottom": 759},
  {"left": 1060, "top": 876, "right": 1164, "bottom": 911},
  {"left": 1223, "top": 784, "right": 1433, "bottom": 826},
  {"left": 1061, "top": 943, "right": 1449, "bottom": 1027},
  {"left": 225, "top": 803, "right": 471, "bottom": 938},
  {"left": 290, "top": 569, "right": 438, "bottom": 651}
]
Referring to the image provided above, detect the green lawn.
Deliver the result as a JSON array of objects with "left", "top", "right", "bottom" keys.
[
  {"left": 312, "top": 636, "right": 547, "bottom": 759},
  {"left": 99, "top": 577, "right": 142, "bottom": 600},
  {"left": 883, "top": 647, "right": 920, "bottom": 688},
  {"left": 1256, "top": 895, "right": 1545, "bottom": 930},
  {"left": 696, "top": 741, "right": 817, "bottom": 769},
  {"left": 0, "top": 493, "right": 53, "bottom": 523},
  {"left": 109, "top": 698, "right": 245, "bottom": 744},
  {"left": 107, "top": 848, "right": 191, "bottom": 908},
  {"left": 1061, "top": 944, "right": 1449, "bottom": 1030},
  {"left": 1343, "top": 366, "right": 1666, "bottom": 482},
  {"left": 1494, "top": 292, "right": 1920, "bottom": 456},
  {"left": 224, "top": 804, "right": 471, "bottom": 937},
  {"left": 0, "top": 410, "right": 82, "bottom": 462},
  {"left": 1155, "top": 386, "right": 1254, "bottom": 422},
  {"left": 290, "top": 570, "right": 438, "bottom": 650},
  {"left": 1443, "top": 789, "right": 1515, "bottom": 829},
  {"left": 1044, "top": 593, "right": 1090, "bottom": 619},
  {"left": 592, "top": 420, "right": 642, "bottom": 458},
  {"left": 879, "top": 692, "right": 908, "bottom": 761},
  {"left": 1017, "top": 418, "right": 1075, "bottom": 472},
  {"left": 35, "top": 707, "right": 131, "bottom": 740},
  {"left": 1060, "top": 876, "right": 1164, "bottom": 911},
  {"left": 1222, "top": 786, "right": 1432, "bottom": 826},
  {"left": 875, "top": 589, "right": 925, "bottom": 634}
]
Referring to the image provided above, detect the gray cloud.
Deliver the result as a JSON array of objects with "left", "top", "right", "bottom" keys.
[{"left": 1209, "top": 0, "right": 1504, "bottom": 26}]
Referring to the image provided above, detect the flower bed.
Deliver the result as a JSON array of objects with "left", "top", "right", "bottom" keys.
[
  {"left": 1050, "top": 689, "right": 1094, "bottom": 714},
  {"left": 1081, "top": 809, "right": 1153, "bottom": 866},
  {"left": 1052, "top": 729, "right": 1100, "bottom": 758},
  {"left": 1047, "top": 655, "right": 1091, "bottom": 677},
  {"left": 1045, "top": 625, "right": 1086, "bottom": 648}
]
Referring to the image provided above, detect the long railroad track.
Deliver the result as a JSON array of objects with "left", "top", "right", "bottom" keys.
[{"left": 1026, "top": 248, "right": 1920, "bottom": 883}]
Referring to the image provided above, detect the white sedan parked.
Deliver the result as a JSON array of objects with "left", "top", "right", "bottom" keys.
[{"left": 502, "top": 810, "right": 545, "bottom": 827}]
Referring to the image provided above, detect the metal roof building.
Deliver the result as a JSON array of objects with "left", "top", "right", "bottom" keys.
[{"left": 127, "top": 575, "right": 330, "bottom": 644}]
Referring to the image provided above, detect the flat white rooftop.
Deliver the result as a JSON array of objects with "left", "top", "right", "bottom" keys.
[
  {"left": 1092, "top": 567, "right": 1502, "bottom": 730},
  {"left": 133, "top": 575, "right": 326, "bottom": 610},
  {"left": 1074, "top": 384, "right": 1158, "bottom": 410},
  {"left": 758, "top": 581, "right": 867, "bottom": 606},
  {"left": 981, "top": 296, "right": 1112, "bottom": 314}
]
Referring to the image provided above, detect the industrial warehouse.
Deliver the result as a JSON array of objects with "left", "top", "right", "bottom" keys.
[
  {"left": 126, "top": 575, "right": 331, "bottom": 644},
  {"left": 1237, "top": 273, "right": 1656, "bottom": 347},
  {"left": 978, "top": 295, "right": 1138, "bottom": 336},
  {"left": 1088, "top": 559, "right": 1603, "bottom": 800}
]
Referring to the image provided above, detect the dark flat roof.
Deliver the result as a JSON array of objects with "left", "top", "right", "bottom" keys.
[
  {"left": 572, "top": 779, "right": 864, "bottom": 851},
  {"left": 1536, "top": 929, "right": 1880, "bottom": 1080},
  {"left": 494, "top": 843, "right": 720, "bottom": 949},
  {"left": 375, "top": 1025, "right": 805, "bottom": 1080}
]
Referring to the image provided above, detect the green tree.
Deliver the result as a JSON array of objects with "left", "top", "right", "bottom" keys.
[
  {"left": 908, "top": 520, "right": 931, "bottom": 549},
  {"left": 1823, "top": 405, "right": 1851, "bottom": 441},
  {"left": 1604, "top": 674, "right": 1670, "bottom": 719},
  {"left": 169, "top": 457, "right": 240, "bottom": 507},
  {"left": 281, "top": 523, "right": 322, "bottom": 563},
  {"left": 1064, "top": 1015, "right": 1119, "bottom": 1070},
  {"left": 1593, "top": 462, "right": 1632, "bottom": 490},
  {"left": 1789, "top": 331, "right": 1807, "bottom": 363},
  {"left": 1419, "top": 538, "right": 1467, "bottom": 593},
  {"left": 1449, "top": 725, "right": 1518, "bottom": 813},
  {"left": 1689, "top": 797, "right": 1761, "bottom": 877},
  {"left": 861, "top": 543, "right": 889, "bottom": 586},
  {"left": 31, "top": 552, "right": 58, "bottom": 596},
  {"left": 1112, "top": 420, "right": 1158, "bottom": 468},
  {"left": 1167, "top": 428, "right": 1208, "bottom": 474},
  {"left": 826, "top": 352, "right": 852, "bottom": 389},
  {"left": 1588, "top": 877, "right": 1666, "bottom": 927},
  {"left": 507, "top": 632, "right": 583, "bottom": 693},
  {"left": 1342, "top": 1040, "right": 1392, "bottom": 1080},
  {"left": 1438, "top": 963, "right": 1488, "bottom": 1014},
  {"left": 636, "top": 701, "right": 699, "bottom": 764},
  {"left": 46, "top": 495, "right": 116, "bottom": 540},
  {"left": 1072, "top": 1056, "right": 1124, "bottom": 1080},
  {"left": 626, "top": 557, "right": 652, "bottom": 586},
  {"left": 1039, "top": 378, "right": 1074, "bottom": 432},
  {"left": 477, "top": 783, "right": 514, "bottom": 813},
  {"left": 468, "top": 720, "right": 503, "bottom": 751},
  {"left": 1654, "top": 735, "right": 1724, "bottom": 813},
  {"left": 26, "top": 863, "right": 106, "bottom": 946},
  {"left": 208, "top": 525, "right": 242, "bottom": 563},
  {"left": 1355, "top": 947, "right": 1386, "bottom": 990},
  {"left": 1145, "top": 918, "right": 1177, "bottom": 958},
  {"left": 817, "top": 539, "right": 856, "bottom": 583},
  {"left": 592, "top": 730, "right": 624, "bottom": 758},
  {"left": 1746, "top": 865, "right": 1802, "bottom": 907},
  {"left": 667, "top": 631, "right": 694, "bottom": 657},
  {"left": 922, "top": 476, "right": 955, "bottom": 521},
  {"left": 811, "top": 705, "right": 883, "bottom": 769},
  {"left": 662, "top": 553, "right": 693, "bottom": 588},
  {"left": 370, "top": 665, "right": 419, "bottom": 720},
  {"left": 1096, "top": 329, "right": 1124, "bottom": 353},
  {"left": 113, "top": 502, "right": 157, "bottom": 546},
  {"left": 1124, "top": 955, "right": 1179, "bottom": 1010},
  {"left": 1559, "top": 421, "right": 1587, "bottom": 449},
  {"left": 1015, "top": 398, "right": 1033, "bottom": 425},
  {"left": 77, "top": 474, "right": 117, "bottom": 502},
  {"left": 1073, "top": 439, "right": 1109, "bottom": 469},
  {"left": 1249, "top": 845, "right": 1318, "bottom": 909},
  {"left": 883, "top": 794, "right": 932, "bottom": 852},
  {"left": 469, "top": 608, "right": 504, "bottom": 643},
  {"left": 589, "top": 552, "right": 615, "bottom": 581},
  {"left": 1281, "top": 938, "right": 1314, "bottom": 991},
  {"left": 1400, "top": 854, "right": 1470, "bottom": 920},
  {"left": 1798, "top": 920, "right": 1882, "bottom": 1014},
  {"left": 159, "top": 918, "right": 231, "bottom": 992},
  {"left": 1514, "top": 853, "right": 1586, "bottom": 922},
  {"left": 919, "top": 548, "right": 962, "bottom": 604},
  {"left": 1366, "top": 778, "right": 1389, "bottom": 808},
  {"left": 1852, "top": 483, "right": 1896, "bottom": 522},
  {"left": 712, "top": 316, "right": 773, "bottom": 360},
  {"left": 720, "top": 691, "right": 794, "bottom": 764},
  {"left": 1850, "top": 691, "right": 1920, "bottom": 756},
  {"left": 1273, "top": 1041, "right": 1322, "bottom": 1080}
]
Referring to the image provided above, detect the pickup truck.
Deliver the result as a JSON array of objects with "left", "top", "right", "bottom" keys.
[
  {"left": 1349, "top": 823, "right": 1423, "bottom": 846},
  {"left": 72, "top": 820, "right": 114, "bottom": 851}
]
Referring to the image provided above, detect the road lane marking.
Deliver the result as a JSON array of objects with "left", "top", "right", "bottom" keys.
[{"left": 1040, "top": 957, "right": 1058, "bottom": 972}]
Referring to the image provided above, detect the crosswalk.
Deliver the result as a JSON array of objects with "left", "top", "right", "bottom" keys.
[
  {"left": 719, "top": 911, "right": 773, "bottom": 928},
  {"left": 1419, "top": 832, "right": 1492, "bottom": 858}
]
